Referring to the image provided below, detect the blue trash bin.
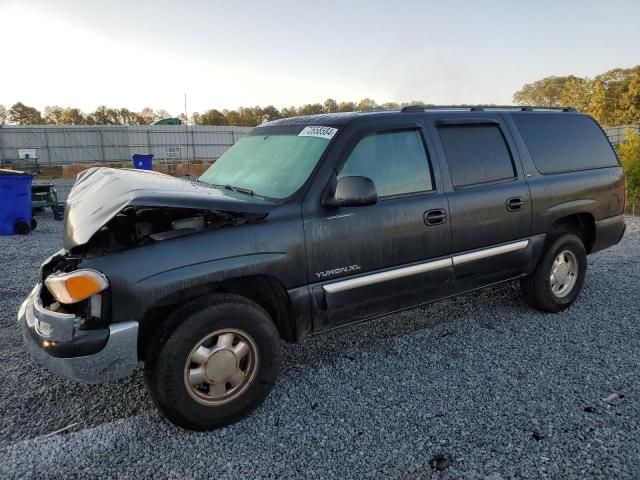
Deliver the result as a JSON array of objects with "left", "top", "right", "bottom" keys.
[
  {"left": 0, "top": 169, "right": 33, "bottom": 235},
  {"left": 132, "top": 154, "right": 154, "bottom": 170}
]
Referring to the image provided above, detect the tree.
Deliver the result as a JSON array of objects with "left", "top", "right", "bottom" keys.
[
  {"left": 156, "top": 109, "right": 171, "bottom": 120},
  {"left": 587, "top": 80, "right": 613, "bottom": 126},
  {"left": 130, "top": 112, "right": 150, "bottom": 125},
  {"left": 380, "top": 101, "right": 400, "bottom": 109},
  {"left": 401, "top": 100, "right": 427, "bottom": 107},
  {"left": 140, "top": 107, "right": 157, "bottom": 124},
  {"left": 323, "top": 98, "right": 338, "bottom": 113},
  {"left": 513, "top": 76, "right": 573, "bottom": 107},
  {"left": 91, "top": 106, "right": 115, "bottom": 125},
  {"left": 43, "top": 106, "right": 64, "bottom": 124},
  {"left": 356, "top": 98, "right": 377, "bottom": 111},
  {"left": 513, "top": 65, "right": 640, "bottom": 124},
  {"left": 337, "top": 101, "right": 356, "bottom": 112},
  {"left": 118, "top": 108, "right": 136, "bottom": 125},
  {"left": 9, "top": 102, "right": 44, "bottom": 124},
  {"left": 261, "top": 105, "right": 281, "bottom": 122},
  {"left": 619, "top": 73, "right": 640, "bottom": 124},
  {"left": 193, "top": 109, "right": 227, "bottom": 125},
  {"left": 559, "top": 78, "right": 591, "bottom": 111},
  {"left": 0, "top": 104, "right": 7, "bottom": 124},
  {"left": 224, "top": 107, "right": 262, "bottom": 127},
  {"left": 298, "top": 103, "right": 324, "bottom": 116},
  {"left": 60, "top": 108, "right": 87, "bottom": 125},
  {"left": 280, "top": 106, "right": 299, "bottom": 118}
]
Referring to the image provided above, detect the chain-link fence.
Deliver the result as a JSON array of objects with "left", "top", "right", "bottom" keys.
[
  {"left": 0, "top": 125, "right": 253, "bottom": 167},
  {"left": 605, "top": 125, "right": 640, "bottom": 146},
  {"left": 626, "top": 199, "right": 640, "bottom": 216}
]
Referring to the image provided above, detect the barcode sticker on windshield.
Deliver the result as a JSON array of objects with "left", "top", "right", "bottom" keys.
[{"left": 298, "top": 126, "right": 338, "bottom": 139}]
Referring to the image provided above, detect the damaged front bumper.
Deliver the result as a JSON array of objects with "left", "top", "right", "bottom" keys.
[{"left": 18, "top": 285, "right": 138, "bottom": 384}]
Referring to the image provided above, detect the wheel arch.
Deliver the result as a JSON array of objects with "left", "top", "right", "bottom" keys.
[
  {"left": 137, "top": 274, "right": 297, "bottom": 361},
  {"left": 549, "top": 212, "right": 596, "bottom": 253}
]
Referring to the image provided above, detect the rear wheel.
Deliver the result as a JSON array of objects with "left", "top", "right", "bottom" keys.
[
  {"left": 521, "top": 233, "right": 587, "bottom": 312},
  {"left": 144, "top": 293, "right": 281, "bottom": 430}
]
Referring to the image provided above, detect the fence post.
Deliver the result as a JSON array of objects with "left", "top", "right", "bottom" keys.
[
  {"left": 44, "top": 128, "right": 52, "bottom": 167},
  {"left": 98, "top": 129, "right": 106, "bottom": 162},
  {"left": 63, "top": 128, "right": 69, "bottom": 163},
  {"left": 190, "top": 127, "right": 196, "bottom": 174},
  {"left": 0, "top": 126, "right": 4, "bottom": 166}
]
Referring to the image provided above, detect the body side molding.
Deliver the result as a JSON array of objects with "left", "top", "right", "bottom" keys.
[
  {"left": 452, "top": 240, "right": 529, "bottom": 265},
  {"left": 322, "top": 239, "right": 530, "bottom": 294}
]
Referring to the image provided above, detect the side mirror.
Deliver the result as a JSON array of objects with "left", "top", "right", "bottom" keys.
[{"left": 323, "top": 176, "right": 377, "bottom": 208}]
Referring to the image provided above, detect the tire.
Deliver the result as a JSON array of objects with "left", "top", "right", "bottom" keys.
[
  {"left": 521, "top": 233, "right": 587, "bottom": 312},
  {"left": 14, "top": 220, "right": 30, "bottom": 235},
  {"left": 144, "top": 293, "right": 282, "bottom": 430}
]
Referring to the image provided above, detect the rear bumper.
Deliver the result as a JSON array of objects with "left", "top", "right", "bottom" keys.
[
  {"left": 592, "top": 214, "right": 626, "bottom": 253},
  {"left": 18, "top": 285, "right": 138, "bottom": 384}
]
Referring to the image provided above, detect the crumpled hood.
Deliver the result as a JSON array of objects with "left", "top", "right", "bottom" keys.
[{"left": 64, "top": 167, "right": 275, "bottom": 250}]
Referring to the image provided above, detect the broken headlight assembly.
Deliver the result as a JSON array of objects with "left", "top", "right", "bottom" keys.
[{"left": 44, "top": 269, "right": 109, "bottom": 304}]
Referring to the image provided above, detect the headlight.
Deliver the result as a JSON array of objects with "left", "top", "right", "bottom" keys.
[{"left": 44, "top": 269, "right": 108, "bottom": 304}]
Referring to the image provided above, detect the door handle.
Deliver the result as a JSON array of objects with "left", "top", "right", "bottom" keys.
[
  {"left": 424, "top": 209, "right": 447, "bottom": 226},
  {"left": 506, "top": 197, "right": 525, "bottom": 212}
]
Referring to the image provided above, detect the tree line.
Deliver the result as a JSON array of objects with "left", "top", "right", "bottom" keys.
[
  {"left": 0, "top": 99, "right": 424, "bottom": 127},
  {"left": 513, "top": 65, "right": 640, "bottom": 127},
  {"left": 1, "top": 65, "right": 638, "bottom": 128},
  {"left": 0, "top": 103, "right": 175, "bottom": 126}
]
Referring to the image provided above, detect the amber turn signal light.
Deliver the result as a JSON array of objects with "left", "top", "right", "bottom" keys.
[{"left": 44, "top": 269, "right": 109, "bottom": 304}]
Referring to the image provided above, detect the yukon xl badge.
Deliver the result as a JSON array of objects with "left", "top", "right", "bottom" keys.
[{"left": 315, "top": 265, "right": 361, "bottom": 279}]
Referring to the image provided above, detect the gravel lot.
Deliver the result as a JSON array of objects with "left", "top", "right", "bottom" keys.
[{"left": 1, "top": 180, "right": 639, "bottom": 479}]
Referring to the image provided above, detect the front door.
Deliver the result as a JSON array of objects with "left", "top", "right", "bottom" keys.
[{"left": 303, "top": 125, "right": 452, "bottom": 331}]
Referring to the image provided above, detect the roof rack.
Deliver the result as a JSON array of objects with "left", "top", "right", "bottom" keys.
[{"left": 400, "top": 105, "right": 576, "bottom": 113}]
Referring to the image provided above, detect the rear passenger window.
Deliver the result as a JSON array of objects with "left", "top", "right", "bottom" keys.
[
  {"left": 513, "top": 114, "right": 619, "bottom": 174},
  {"left": 438, "top": 124, "right": 516, "bottom": 187},
  {"left": 339, "top": 130, "right": 433, "bottom": 197}
]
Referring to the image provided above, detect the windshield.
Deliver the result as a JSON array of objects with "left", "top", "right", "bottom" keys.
[{"left": 199, "top": 127, "right": 334, "bottom": 199}]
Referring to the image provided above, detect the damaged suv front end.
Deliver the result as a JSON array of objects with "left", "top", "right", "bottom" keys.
[
  {"left": 19, "top": 251, "right": 139, "bottom": 383},
  {"left": 18, "top": 165, "right": 277, "bottom": 383},
  {"left": 17, "top": 121, "right": 335, "bottom": 429}
]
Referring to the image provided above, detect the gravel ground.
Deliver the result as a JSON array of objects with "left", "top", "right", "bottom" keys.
[{"left": 1, "top": 180, "right": 639, "bottom": 479}]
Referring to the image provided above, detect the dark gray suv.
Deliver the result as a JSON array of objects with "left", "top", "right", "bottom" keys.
[{"left": 18, "top": 106, "right": 626, "bottom": 430}]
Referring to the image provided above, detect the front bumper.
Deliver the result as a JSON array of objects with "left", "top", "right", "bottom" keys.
[{"left": 18, "top": 285, "right": 138, "bottom": 384}]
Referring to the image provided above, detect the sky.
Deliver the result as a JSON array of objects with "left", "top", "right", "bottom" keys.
[{"left": 1, "top": 0, "right": 639, "bottom": 116}]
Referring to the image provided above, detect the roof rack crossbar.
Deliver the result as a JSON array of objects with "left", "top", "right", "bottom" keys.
[{"left": 400, "top": 105, "right": 577, "bottom": 113}]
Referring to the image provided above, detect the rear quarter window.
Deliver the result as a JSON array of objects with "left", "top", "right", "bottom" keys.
[{"left": 513, "top": 114, "right": 619, "bottom": 174}]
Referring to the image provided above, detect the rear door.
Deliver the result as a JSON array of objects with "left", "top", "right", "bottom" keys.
[
  {"left": 428, "top": 115, "right": 532, "bottom": 291},
  {"left": 303, "top": 121, "right": 452, "bottom": 330}
]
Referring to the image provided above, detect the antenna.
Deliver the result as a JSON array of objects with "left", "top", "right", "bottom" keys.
[{"left": 184, "top": 92, "right": 188, "bottom": 120}]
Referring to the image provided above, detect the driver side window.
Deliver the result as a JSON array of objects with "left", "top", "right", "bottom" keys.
[{"left": 338, "top": 129, "right": 433, "bottom": 197}]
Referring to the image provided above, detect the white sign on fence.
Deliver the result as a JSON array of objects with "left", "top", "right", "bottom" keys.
[
  {"left": 164, "top": 145, "right": 183, "bottom": 163},
  {"left": 18, "top": 149, "right": 37, "bottom": 160}
]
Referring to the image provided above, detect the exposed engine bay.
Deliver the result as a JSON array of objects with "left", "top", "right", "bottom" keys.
[{"left": 75, "top": 206, "right": 263, "bottom": 255}]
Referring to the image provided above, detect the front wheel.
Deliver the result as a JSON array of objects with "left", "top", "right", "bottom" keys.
[
  {"left": 144, "top": 294, "right": 282, "bottom": 430},
  {"left": 521, "top": 233, "right": 587, "bottom": 312}
]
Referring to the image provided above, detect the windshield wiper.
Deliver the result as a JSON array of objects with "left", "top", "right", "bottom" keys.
[
  {"left": 201, "top": 181, "right": 259, "bottom": 197},
  {"left": 223, "top": 184, "right": 254, "bottom": 196}
]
